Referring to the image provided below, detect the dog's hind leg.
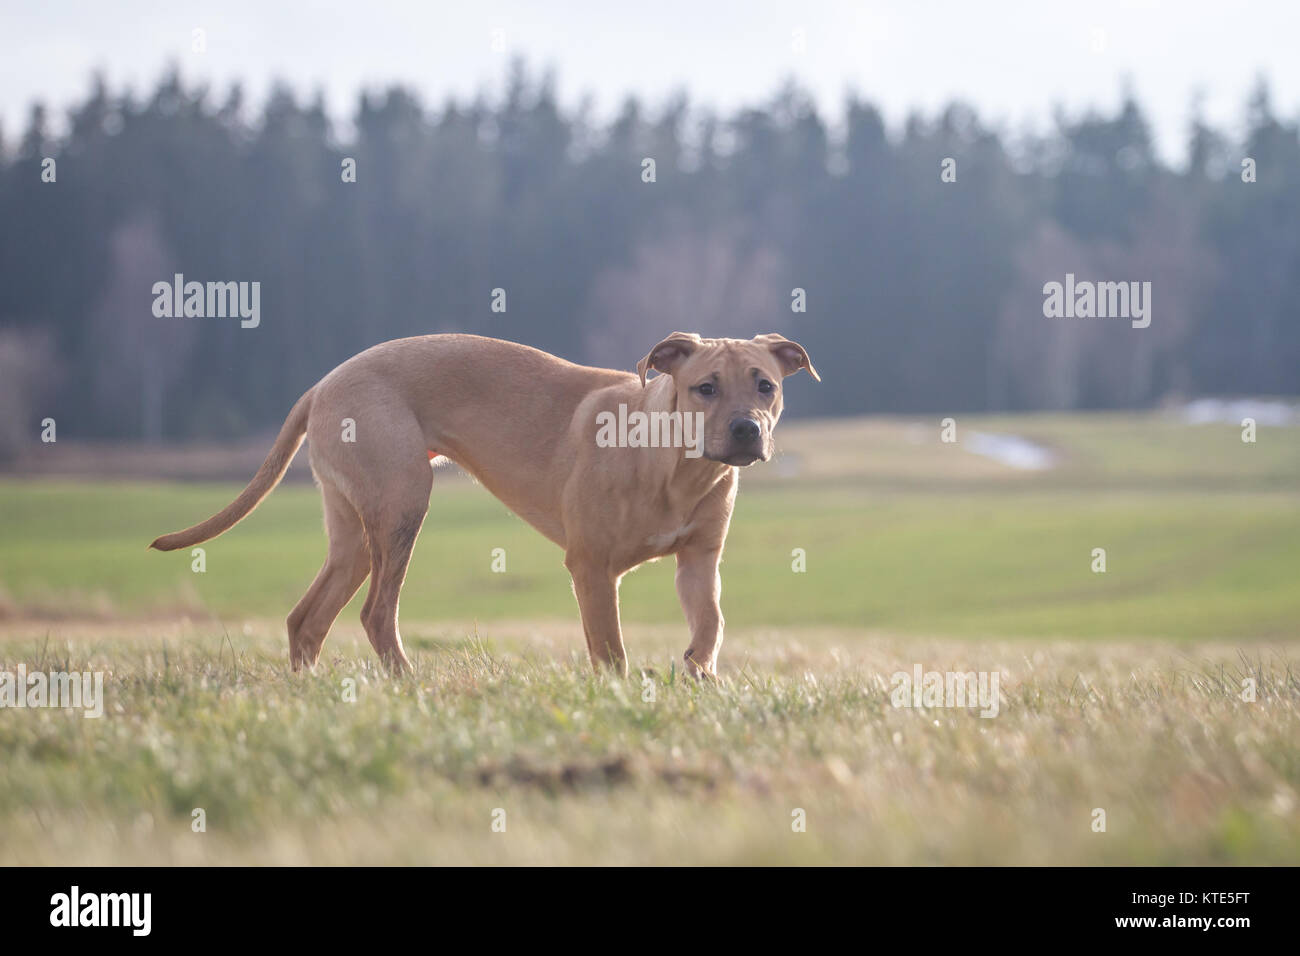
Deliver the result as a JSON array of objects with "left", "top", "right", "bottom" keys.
[
  {"left": 287, "top": 481, "right": 370, "bottom": 671},
  {"left": 358, "top": 462, "right": 433, "bottom": 673}
]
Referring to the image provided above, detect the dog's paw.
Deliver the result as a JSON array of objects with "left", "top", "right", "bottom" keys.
[{"left": 682, "top": 650, "right": 719, "bottom": 683}]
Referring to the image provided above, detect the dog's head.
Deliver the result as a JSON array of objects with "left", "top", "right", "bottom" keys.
[{"left": 636, "top": 332, "right": 820, "bottom": 466}]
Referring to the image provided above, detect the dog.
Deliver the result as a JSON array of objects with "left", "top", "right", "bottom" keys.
[{"left": 151, "top": 332, "right": 818, "bottom": 677}]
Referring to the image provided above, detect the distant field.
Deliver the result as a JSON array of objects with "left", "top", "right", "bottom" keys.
[
  {"left": 1, "top": 413, "right": 1297, "bottom": 640},
  {"left": 1, "top": 412, "right": 1297, "bottom": 865}
]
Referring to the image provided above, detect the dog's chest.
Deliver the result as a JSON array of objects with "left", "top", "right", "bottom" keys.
[{"left": 644, "top": 521, "right": 695, "bottom": 555}]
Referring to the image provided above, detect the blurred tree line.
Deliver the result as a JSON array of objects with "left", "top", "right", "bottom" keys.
[{"left": 0, "top": 63, "right": 1297, "bottom": 445}]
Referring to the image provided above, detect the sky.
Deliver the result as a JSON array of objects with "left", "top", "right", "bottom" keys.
[{"left": 2, "top": 0, "right": 1297, "bottom": 163}]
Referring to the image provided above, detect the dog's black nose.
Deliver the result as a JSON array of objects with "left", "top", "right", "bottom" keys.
[{"left": 730, "top": 418, "right": 760, "bottom": 443}]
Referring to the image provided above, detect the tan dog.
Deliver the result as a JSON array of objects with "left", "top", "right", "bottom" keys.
[{"left": 151, "top": 332, "right": 818, "bottom": 677}]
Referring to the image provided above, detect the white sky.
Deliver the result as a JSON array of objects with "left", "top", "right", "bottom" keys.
[{"left": 3, "top": 0, "right": 1297, "bottom": 162}]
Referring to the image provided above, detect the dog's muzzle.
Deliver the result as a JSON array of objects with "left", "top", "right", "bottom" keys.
[{"left": 717, "top": 417, "right": 765, "bottom": 466}]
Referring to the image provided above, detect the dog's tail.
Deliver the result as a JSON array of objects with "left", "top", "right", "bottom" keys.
[{"left": 149, "top": 387, "right": 315, "bottom": 552}]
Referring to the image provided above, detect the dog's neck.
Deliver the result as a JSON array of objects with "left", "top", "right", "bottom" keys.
[
  {"left": 669, "top": 453, "right": 734, "bottom": 506},
  {"left": 639, "top": 374, "right": 733, "bottom": 503}
]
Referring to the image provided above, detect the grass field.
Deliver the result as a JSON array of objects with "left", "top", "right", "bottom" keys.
[{"left": 1, "top": 412, "right": 1297, "bottom": 864}]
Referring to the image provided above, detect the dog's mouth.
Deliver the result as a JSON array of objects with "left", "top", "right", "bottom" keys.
[{"left": 710, "top": 450, "right": 765, "bottom": 467}]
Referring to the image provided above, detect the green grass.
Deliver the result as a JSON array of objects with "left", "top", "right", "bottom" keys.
[
  {"left": 1, "top": 411, "right": 1297, "bottom": 864},
  {"left": 1, "top": 626, "right": 1296, "bottom": 864}
]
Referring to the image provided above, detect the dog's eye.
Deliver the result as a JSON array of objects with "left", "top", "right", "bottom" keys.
[
  {"left": 696, "top": 383, "right": 717, "bottom": 397},
  {"left": 758, "top": 379, "right": 775, "bottom": 394}
]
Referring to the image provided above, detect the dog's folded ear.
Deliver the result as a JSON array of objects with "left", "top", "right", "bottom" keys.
[
  {"left": 637, "top": 332, "right": 701, "bottom": 386},
  {"left": 755, "top": 333, "right": 821, "bottom": 381}
]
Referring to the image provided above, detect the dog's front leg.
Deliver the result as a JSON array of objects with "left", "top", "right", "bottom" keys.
[
  {"left": 675, "top": 544, "right": 724, "bottom": 679},
  {"left": 566, "top": 557, "right": 629, "bottom": 677}
]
